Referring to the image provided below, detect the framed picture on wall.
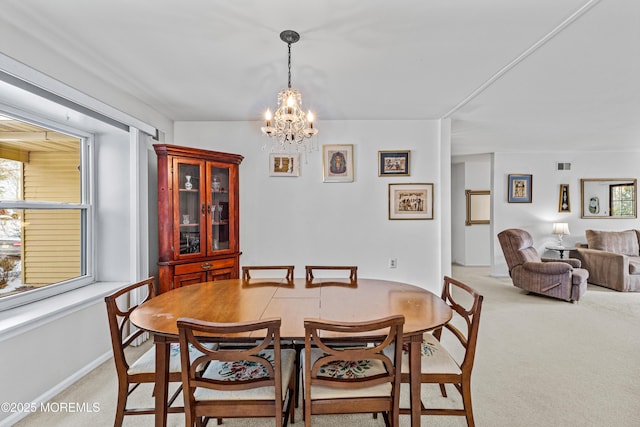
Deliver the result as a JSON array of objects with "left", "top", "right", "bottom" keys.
[
  {"left": 388, "top": 183, "right": 434, "bottom": 220},
  {"left": 507, "top": 174, "right": 532, "bottom": 203},
  {"left": 465, "top": 190, "right": 491, "bottom": 225},
  {"left": 378, "top": 150, "right": 410, "bottom": 176},
  {"left": 558, "top": 184, "right": 570, "bottom": 212},
  {"left": 322, "top": 144, "right": 354, "bottom": 182},
  {"left": 269, "top": 153, "right": 300, "bottom": 177}
]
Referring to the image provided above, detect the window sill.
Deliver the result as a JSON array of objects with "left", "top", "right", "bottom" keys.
[{"left": 0, "top": 282, "right": 126, "bottom": 342}]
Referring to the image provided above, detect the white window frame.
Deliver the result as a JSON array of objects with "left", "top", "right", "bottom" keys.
[{"left": 0, "top": 106, "right": 95, "bottom": 311}]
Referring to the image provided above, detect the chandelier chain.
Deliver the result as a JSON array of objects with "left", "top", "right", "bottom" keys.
[{"left": 287, "top": 42, "right": 292, "bottom": 89}]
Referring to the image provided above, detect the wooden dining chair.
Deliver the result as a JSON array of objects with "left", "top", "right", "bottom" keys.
[
  {"left": 177, "top": 317, "right": 296, "bottom": 427},
  {"left": 305, "top": 265, "right": 357, "bottom": 281},
  {"left": 302, "top": 314, "right": 405, "bottom": 427},
  {"left": 105, "top": 277, "right": 206, "bottom": 426},
  {"left": 397, "top": 275, "right": 484, "bottom": 427},
  {"left": 242, "top": 265, "right": 295, "bottom": 281}
]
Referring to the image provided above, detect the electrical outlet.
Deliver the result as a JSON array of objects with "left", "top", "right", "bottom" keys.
[{"left": 389, "top": 258, "right": 397, "bottom": 268}]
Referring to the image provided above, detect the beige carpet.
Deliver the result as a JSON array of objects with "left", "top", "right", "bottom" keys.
[{"left": 14, "top": 266, "right": 640, "bottom": 426}]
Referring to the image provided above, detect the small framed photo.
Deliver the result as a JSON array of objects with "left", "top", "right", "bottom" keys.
[
  {"left": 388, "top": 183, "right": 434, "bottom": 220},
  {"left": 558, "top": 184, "right": 570, "bottom": 212},
  {"left": 269, "top": 153, "right": 300, "bottom": 177},
  {"left": 322, "top": 144, "right": 354, "bottom": 182},
  {"left": 378, "top": 150, "right": 410, "bottom": 176},
  {"left": 507, "top": 174, "right": 532, "bottom": 203}
]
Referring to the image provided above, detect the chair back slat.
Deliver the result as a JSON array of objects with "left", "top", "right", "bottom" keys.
[
  {"left": 177, "top": 317, "right": 294, "bottom": 427},
  {"left": 304, "top": 316, "right": 403, "bottom": 387},
  {"left": 305, "top": 265, "right": 357, "bottom": 281},
  {"left": 177, "top": 317, "right": 282, "bottom": 392},
  {"left": 242, "top": 265, "right": 294, "bottom": 281}
]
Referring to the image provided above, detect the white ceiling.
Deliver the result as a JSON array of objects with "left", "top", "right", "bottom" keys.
[{"left": 0, "top": 0, "right": 639, "bottom": 155}]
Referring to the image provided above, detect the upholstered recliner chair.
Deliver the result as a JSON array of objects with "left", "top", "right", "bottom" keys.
[{"left": 498, "top": 228, "right": 589, "bottom": 302}]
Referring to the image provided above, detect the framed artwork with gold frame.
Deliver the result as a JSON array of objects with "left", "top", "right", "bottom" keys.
[
  {"left": 465, "top": 190, "right": 490, "bottom": 225},
  {"left": 558, "top": 184, "right": 570, "bottom": 212},
  {"left": 388, "top": 183, "right": 434, "bottom": 220}
]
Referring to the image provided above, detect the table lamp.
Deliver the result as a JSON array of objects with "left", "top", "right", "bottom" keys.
[{"left": 552, "top": 222, "right": 570, "bottom": 245}]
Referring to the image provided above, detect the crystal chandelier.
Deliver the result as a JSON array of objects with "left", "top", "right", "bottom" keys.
[{"left": 261, "top": 30, "right": 318, "bottom": 152}]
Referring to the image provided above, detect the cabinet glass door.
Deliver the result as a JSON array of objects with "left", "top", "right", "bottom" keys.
[
  {"left": 175, "top": 159, "right": 204, "bottom": 257},
  {"left": 209, "top": 164, "right": 230, "bottom": 254}
]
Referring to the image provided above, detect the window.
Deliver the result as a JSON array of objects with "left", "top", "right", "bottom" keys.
[
  {"left": 610, "top": 183, "right": 635, "bottom": 217},
  {"left": 0, "top": 113, "right": 92, "bottom": 307}
]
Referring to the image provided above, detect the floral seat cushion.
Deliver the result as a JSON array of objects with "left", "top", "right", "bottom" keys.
[
  {"left": 194, "top": 349, "right": 296, "bottom": 401},
  {"left": 301, "top": 348, "right": 392, "bottom": 399}
]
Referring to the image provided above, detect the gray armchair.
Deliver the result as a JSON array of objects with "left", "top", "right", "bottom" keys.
[{"left": 498, "top": 228, "right": 588, "bottom": 302}]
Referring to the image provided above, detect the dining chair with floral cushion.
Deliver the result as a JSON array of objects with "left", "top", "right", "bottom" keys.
[
  {"left": 302, "top": 314, "right": 404, "bottom": 427},
  {"left": 177, "top": 317, "right": 296, "bottom": 427}
]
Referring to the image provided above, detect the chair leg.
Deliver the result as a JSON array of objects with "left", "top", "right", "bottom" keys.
[
  {"left": 114, "top": 382, "right": 128, "bottom": 427},
  {"left": 303, "top": 381, "right": 311, "bottom": 427},
  {"left": 439, "top": 383, "right": 448, "bottom": 397},
  {"left": 381, "top": 411, "right": 391, "bottom": 427},
  {"left": 294, "top": 343, "right": 302, "bottom": 408},
  {"left": 461, "top": 380, "right": 475, "bottom": 427},
  {"left": 289, "top": 374, "right": 296, "bottom": 424}
]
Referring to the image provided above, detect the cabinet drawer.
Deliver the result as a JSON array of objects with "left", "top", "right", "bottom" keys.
[{"left": 174, "top": 258, "right": 236, "bottom": 275}]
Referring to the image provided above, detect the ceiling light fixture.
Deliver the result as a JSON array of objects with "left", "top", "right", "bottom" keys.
[{"left": 261, "top": 30, "right": 318, "bottom": 153}]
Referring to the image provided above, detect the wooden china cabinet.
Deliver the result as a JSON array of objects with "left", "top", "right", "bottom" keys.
[{"left": 154, "top": 144, "right": 243, "bottom": 294}]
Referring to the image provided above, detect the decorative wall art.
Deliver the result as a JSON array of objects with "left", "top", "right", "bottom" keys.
[
  {"left": 558, "top": 184, "right": 570, "bottom": 212},
  {"left": 269, "top": 153, "right": 300, "bottom": 177},
  {"left": 322, "top": 144, "right": 354, "bottom": 182},
  {"left": 388, "top": 183, "right": 434, "bottom": 220},
  {"left": 465, "top": 190, "right": 490, "bottom": 225},
  {"left": 507, "top": 174, "right": 532, "bottom": 203},
  {"left": 378, "top": 150, "right": 410, "bottom": 176}
]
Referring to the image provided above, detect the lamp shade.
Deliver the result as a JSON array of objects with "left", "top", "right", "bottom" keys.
[{"left": 552, "top": 223, "right": 570, "bottom": 236}]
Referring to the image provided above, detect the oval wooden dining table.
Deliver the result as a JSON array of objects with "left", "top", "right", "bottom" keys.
[{"left": 130, "top": 277, "right": 453, "bottom": 427}]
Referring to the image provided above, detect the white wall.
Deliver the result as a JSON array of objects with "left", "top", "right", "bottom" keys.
[
  {"left": 0, "top": 301, "right": 111, "bottom": 421},
  {"left": 172, "top": 119, "right": 447, "bottom": 292},
  {"left": 452, "top": 162, "right": 465, "bottom": 264},
  {"left": 491, "top": 150, "right": 640, "bottom": 276},
  {"left": 452, "top": 155, "right": 492, "bottom": 266}
]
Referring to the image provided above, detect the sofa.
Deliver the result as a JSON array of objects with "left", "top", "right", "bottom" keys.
[
  {"left": 574, "top": 229, "right": 640, "bottom": 292},
  {"left": 498, "top": 228, "right": 588, "bottom": 302}
]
